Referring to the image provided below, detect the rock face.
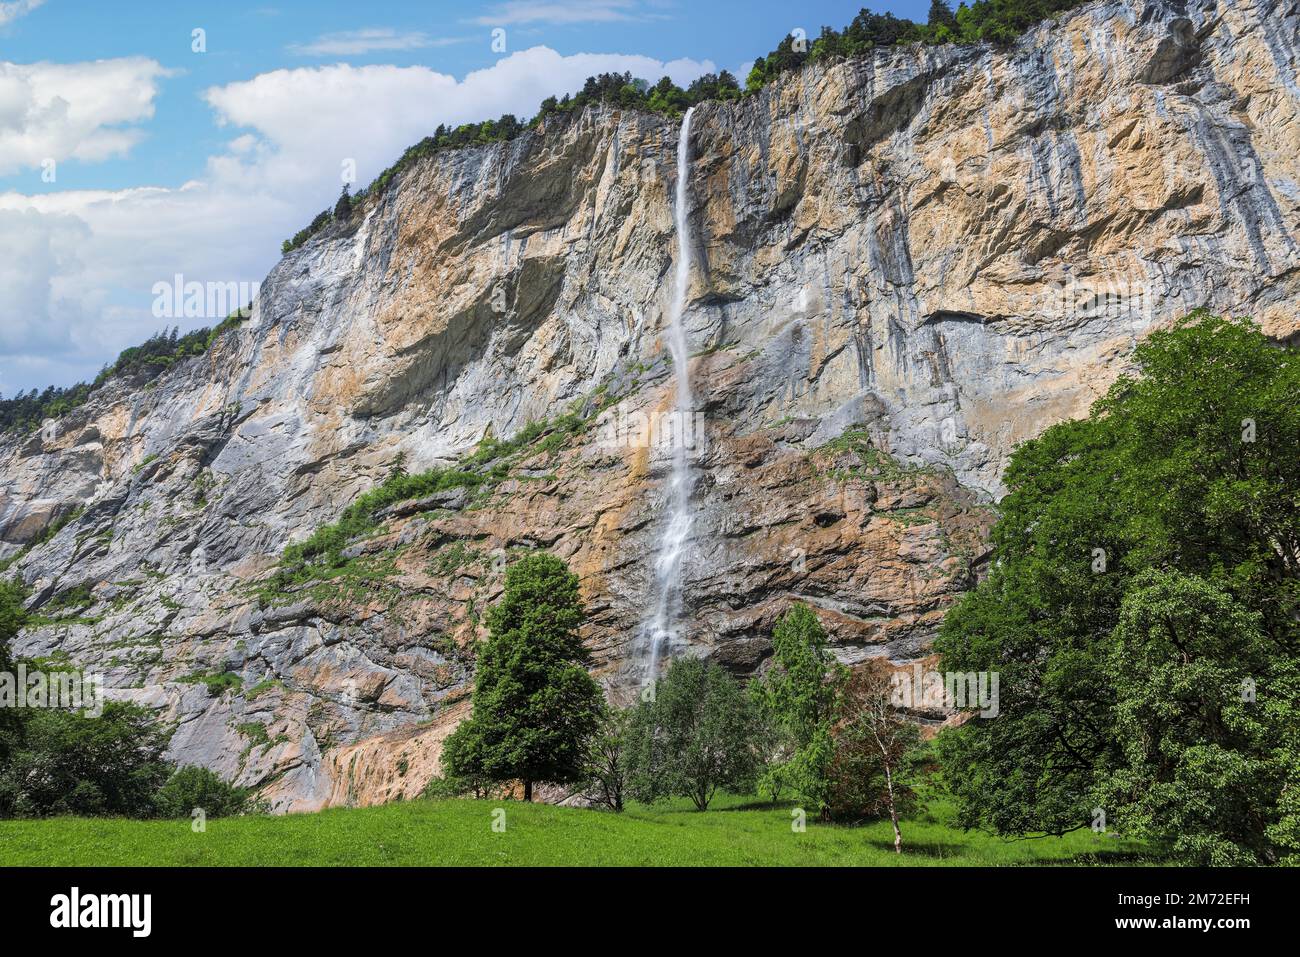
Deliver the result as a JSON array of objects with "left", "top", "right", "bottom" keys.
[{"left": 1, "top": 0, "right": 1298, "bottom": 810}]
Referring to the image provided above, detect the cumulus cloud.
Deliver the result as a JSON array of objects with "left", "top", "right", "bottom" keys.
[
  {"left": 204, "top": 47, "right": 713, "bottom": 195},
  {"left": 0, "top": 47, "right": 714, "bottom": 393},
  {"left": 288, "top": 29, "right": 469, "bottom": 57},
  {"left": 0, "top": 57, "right": 173, "bottom": 175}
]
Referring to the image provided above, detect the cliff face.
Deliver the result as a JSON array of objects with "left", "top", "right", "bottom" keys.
[{"left": 2, "top": 0, "right": 1298, "bottom": 811}]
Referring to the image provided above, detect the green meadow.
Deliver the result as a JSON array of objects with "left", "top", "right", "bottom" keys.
[{"left": 0, "top": 795, "right": 1147, "bottom": 867}]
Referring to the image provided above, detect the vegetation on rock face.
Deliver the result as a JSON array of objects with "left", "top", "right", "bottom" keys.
[
  {"left": 278, "top": 466, "right": 483, "bottom": 572},
  {"left": 442, "top": 553, "right": 604, "bottom": 801},
  {"left": 266, "top": 406, "right": 595, "bottom": 589},
  {"left": 935, "top": 313, "right": 1300, "bottom": 865},
  {"left": 745, "top": 0, "right": 1090, "bottom": 90}
]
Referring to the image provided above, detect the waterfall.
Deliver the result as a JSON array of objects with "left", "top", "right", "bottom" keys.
[{"left": 641, "top": 106, "right": 697, "bottom": 686}]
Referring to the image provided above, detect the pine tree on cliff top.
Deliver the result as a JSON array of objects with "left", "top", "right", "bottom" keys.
[{"left": 443, "top": 552, "right": 603, "bottom": 801}]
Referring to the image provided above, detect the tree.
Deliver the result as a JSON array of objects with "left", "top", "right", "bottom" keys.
[
  {"left": 334, "top": 185, "right": 353, "bottom": 221},
  {"left": 0, "top": 701, "right": 172, "bottom": 818},
  {"left": 832, "top": 662, "right": 920, "bottom": 852},
  {"left": 626, "top": 657, "right": 759, "bottom": 811},
  {"left": 928, "top": 0, "right": 958, "bottom": 30},
  {"left": 441, "top": 552, "right": 604, "bottom": 801},
  {"left": 751, "top": 604, "right": 844, "bottom": 816},
  {"left": 936, "top": 313, "right": 1300, "bottom": 861},
  {"left": 1096, "top": 570, "right": 1293, "bottom": 865},
  {"left": 584, "top": 706, "right": 632, "bottom": 812}
]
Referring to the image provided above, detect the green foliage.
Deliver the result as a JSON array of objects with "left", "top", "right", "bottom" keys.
[
  {"left": 178, "top": 671, "right": 244, "bottom": 696},
  {"left": 1096, "top": 570, "right": 1295, "bottom": 865},
  {"left": 584, "top": 706, "right": 633, "bottom": 812},
  {"left": 244, "top": 678, "right": 283, "bottom": 701},
  {"left": 752, "top": 604, "right": 844, "bottom": 816},
  {"left": 461, "top": 413, "right": 586, "bottom": 468},
  {"left": 0, "top": 701, "right": 172, "bottom": 818},
  {"left": 430, "top": 729, "right": 501, "bottom": 800},
  {"left": 280, "top": 467, "right": 483, "bottom": 571},
  {"left": 626, "top": 657, "right": 760, "bottom": 810},
  {"left": 828, "top": 662, "right": 922, "bottom": 838},
  {"left": 936, "top": 313, "right": 1300, "bottom": 863},
  {"left": 0, "top": 578, "right": 28, "bottom": 763},
  {"left": 442, "top": 553, "right": 604, "bottom": 799},
  {"left": 745, "top": 2, "right": 1089, "bottom": 89},
  {"left": 334, "top": 184, "right": 353, "bottom": 221},
  {"left": 236, "top": 722, "right": 270, "bottom": 747},
  {"left": 155, "top": 765, "right": 249, "bottom": 819}
]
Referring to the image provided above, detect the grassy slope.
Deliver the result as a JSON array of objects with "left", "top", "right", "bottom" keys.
[{"left": 0, "top": 796, "right": 1147, "bottom": 866}]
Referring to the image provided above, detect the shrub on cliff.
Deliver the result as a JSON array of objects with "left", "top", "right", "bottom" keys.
[
  {"left": 936, "top": 312, "right": 1300, "bottom": 865},
  {"left": 442, "top": 553, "right": 604, "bottom": 801}
]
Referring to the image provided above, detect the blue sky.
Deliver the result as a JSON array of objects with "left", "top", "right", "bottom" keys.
[{"left": 0, "top": 0, "right": 932, "bottom": 394}]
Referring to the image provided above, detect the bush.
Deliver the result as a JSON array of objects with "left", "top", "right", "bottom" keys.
[
  {"left": 583, "top": 707, "right": 632, "bottom": 812},
  {"left": 155, "top": 765, "right": 248, "bottom": 819},
  {"left": 0, "top": 701, "right": 172, "bottom": 818}
]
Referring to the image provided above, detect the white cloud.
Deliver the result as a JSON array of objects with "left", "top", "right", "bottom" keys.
[
  {"left": 470, "top": 1, "right": 644, "bottom": 26},
  {"left": 0, "top": 0, "right": 45, "bottom": 28},
  {"left": 203, "top": 47, "right": 713, "bottom": 194},
  {"left": 0, "top": 57, "right": 173, "bottom": 175},
  {"left": 289, "top": 29, "right": 469, "bottom": 57},
  {"left": 0, "top": 47, "right": 714, "bottom": 393}
]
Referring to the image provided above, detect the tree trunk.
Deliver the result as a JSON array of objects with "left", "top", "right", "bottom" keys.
[
  {"left": 524, "top": 779, "right": 532, "bottom": 802},
  {"left": 883, "top": 763, "right": 902, "bottom": 854}
]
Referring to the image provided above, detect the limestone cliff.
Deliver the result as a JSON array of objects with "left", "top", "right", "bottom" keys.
[{"left": 1, "top": 0, "right": 1297, "bottom": 810}]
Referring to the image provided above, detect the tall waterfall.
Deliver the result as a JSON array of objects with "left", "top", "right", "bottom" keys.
[{"left": 641, "top": 106, "right": 697, "bottom": 686}]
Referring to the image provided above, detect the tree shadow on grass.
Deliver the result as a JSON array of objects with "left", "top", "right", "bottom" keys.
[
  {"left": 711, "top": 799, "right": 799, "bottom": 812},
  {"left": 865, "top": 838, "right": 970, "bottom": 858},
  {"left": 863, "top": 837, "right": 1153, "bottom": 865}
]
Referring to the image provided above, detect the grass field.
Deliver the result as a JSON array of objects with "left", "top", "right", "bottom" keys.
[{"left": 0, "top": 795, "right": 1150, "bottom": 866}]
